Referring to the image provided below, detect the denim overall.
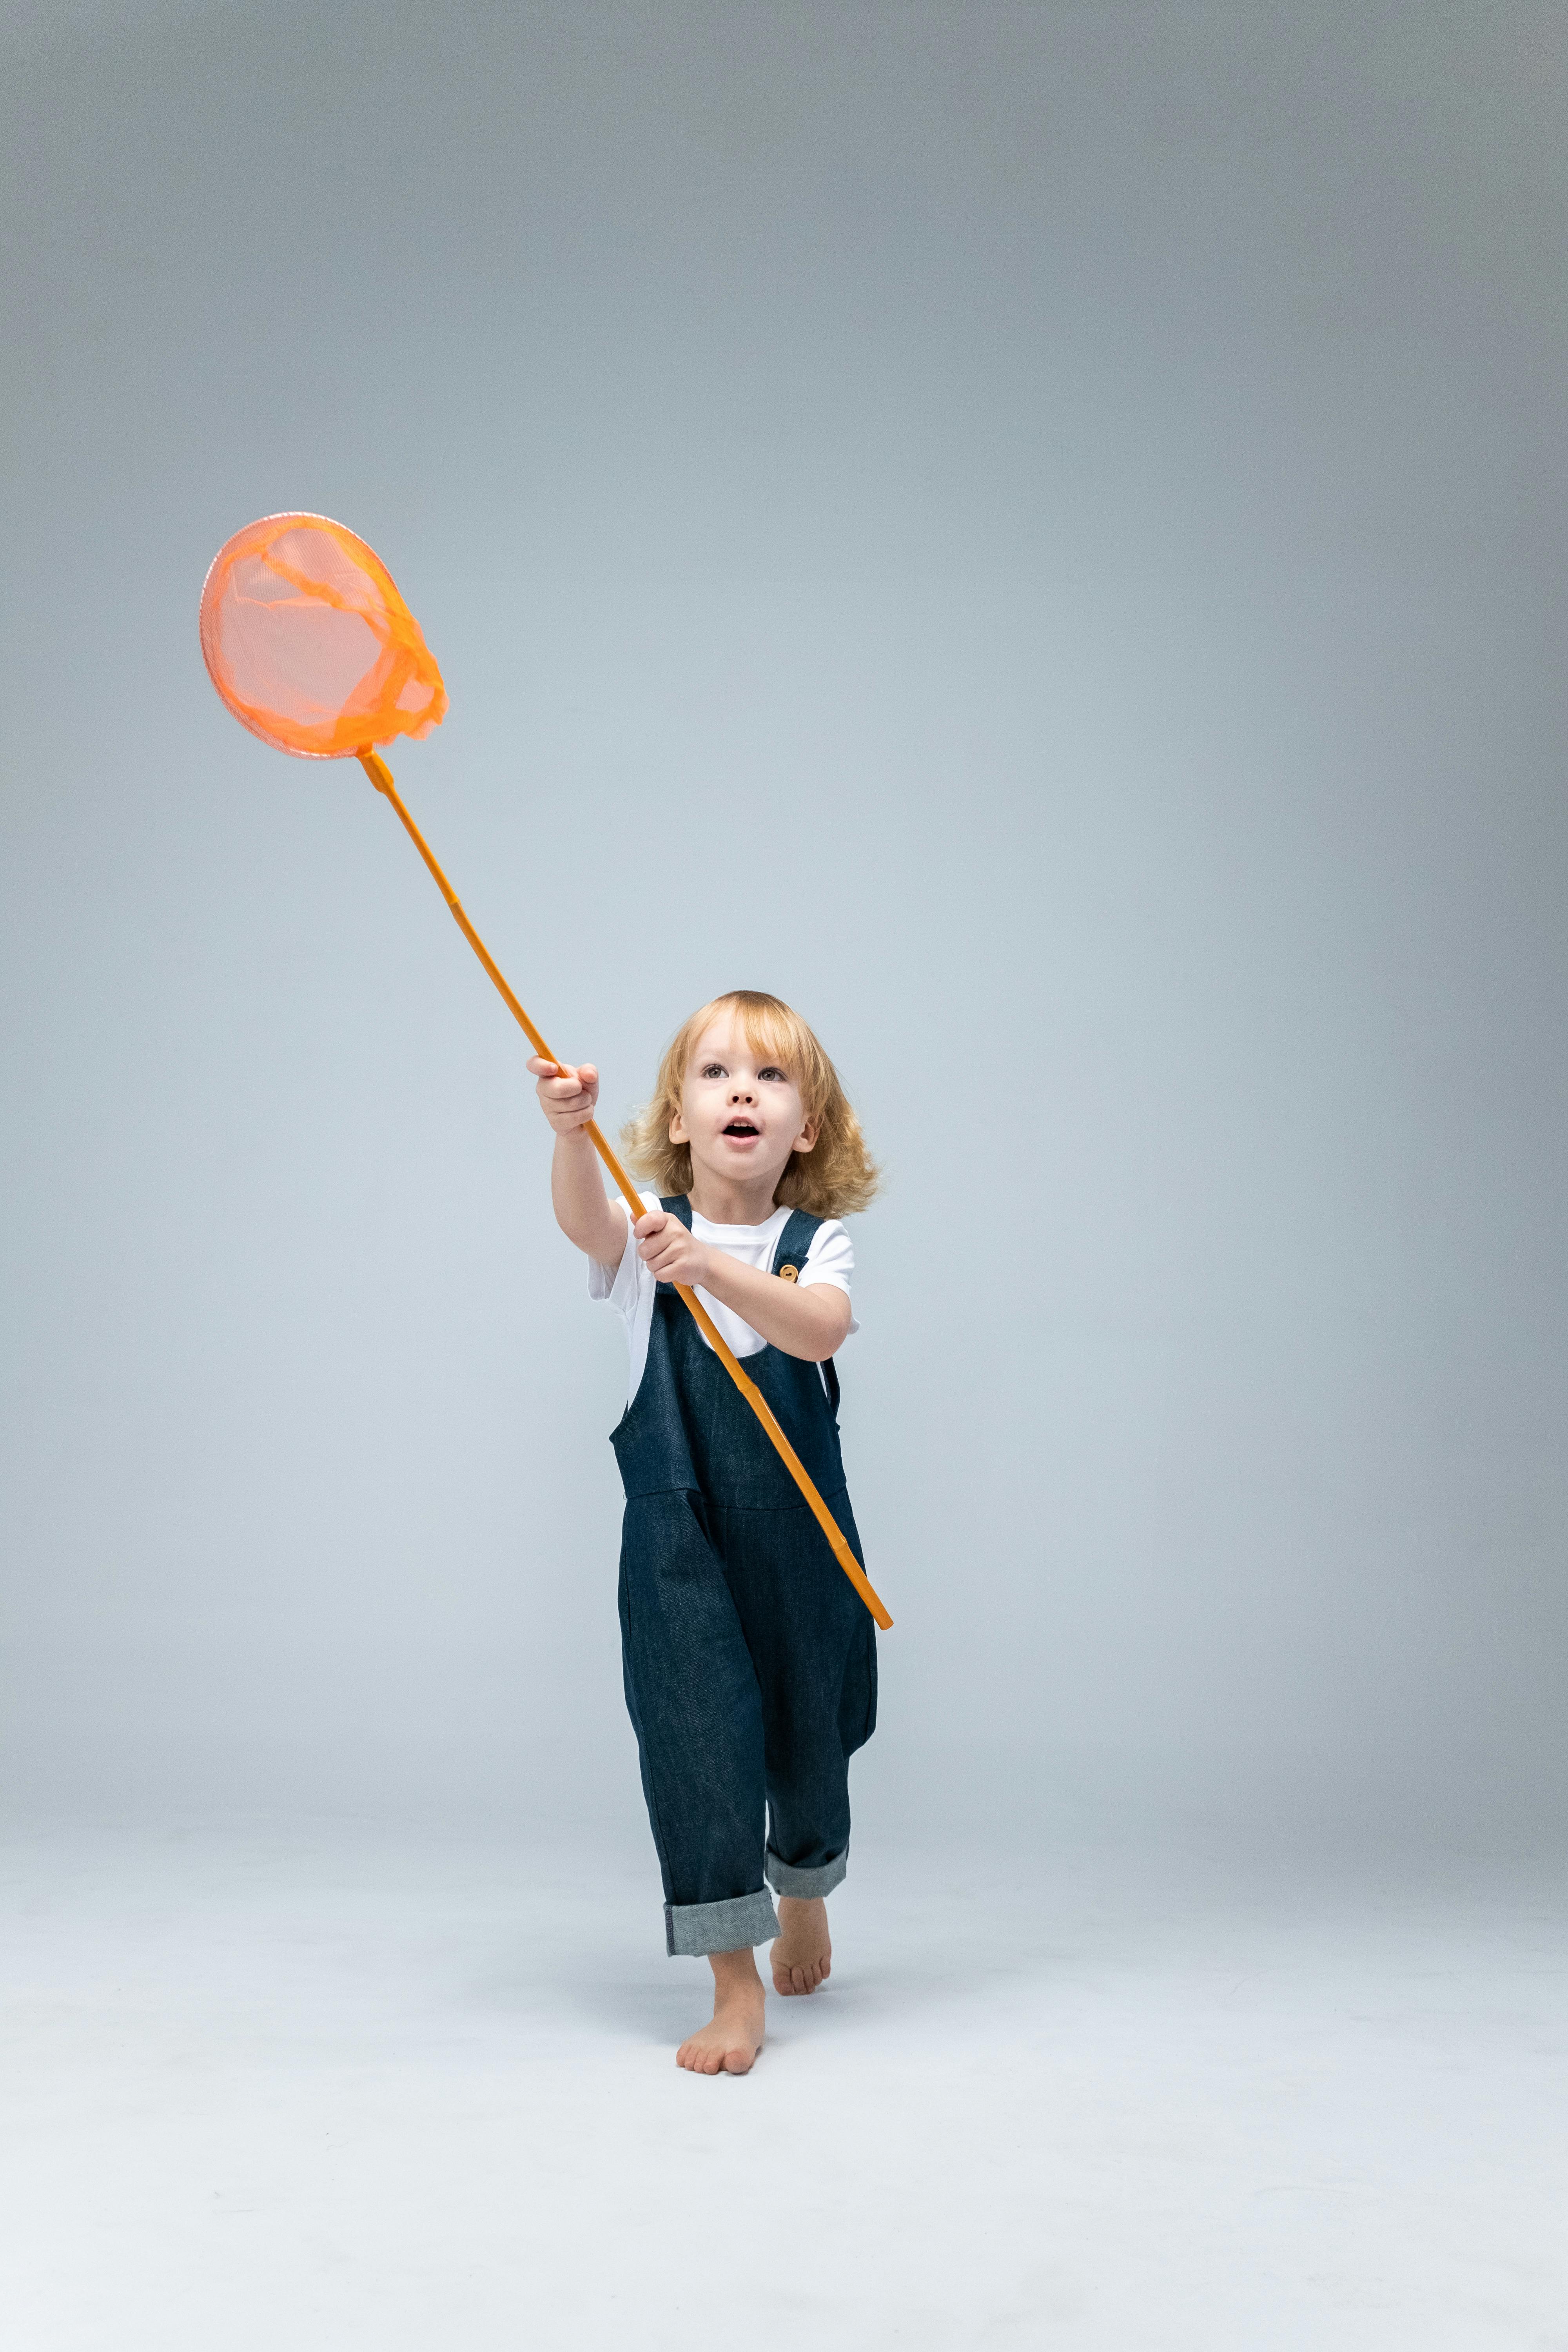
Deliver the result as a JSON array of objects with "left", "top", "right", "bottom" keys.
[{"left": 612, "top": 1197, "right": 878, "bottom": 1956}]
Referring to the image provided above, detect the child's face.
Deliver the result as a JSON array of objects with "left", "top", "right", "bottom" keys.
[{"left": 670, "top": 1016, "right": 816, "bottom": 1198}]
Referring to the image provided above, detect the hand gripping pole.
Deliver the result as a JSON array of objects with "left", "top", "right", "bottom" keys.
[{"left": 358, "top": 750, "right": 893, "bottom": 1631}]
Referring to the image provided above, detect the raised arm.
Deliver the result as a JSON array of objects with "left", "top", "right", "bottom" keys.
[{"left": 528, "top": 1057, "right": 628, "bottom": 1274}]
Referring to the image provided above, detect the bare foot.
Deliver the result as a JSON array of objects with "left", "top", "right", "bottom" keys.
[
  {"left": 770, "top": 1895, "right": 832, "bottom": 1995},
  {"left": 676, "top": 1947, "right": 766, "bottom": 2074}
]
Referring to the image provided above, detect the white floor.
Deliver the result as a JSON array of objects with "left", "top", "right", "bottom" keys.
[{"left": 3, "top": 1815, "right": 1565, "bottom": 2349}]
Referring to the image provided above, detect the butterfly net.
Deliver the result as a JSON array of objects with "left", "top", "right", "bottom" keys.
[{"left": 200, "top": 513, "right": 447, "bottom": 759}]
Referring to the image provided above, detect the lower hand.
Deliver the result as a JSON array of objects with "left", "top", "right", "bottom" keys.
[{"left": 634, "top": 1210, "right": 712, "bottom": 1288}]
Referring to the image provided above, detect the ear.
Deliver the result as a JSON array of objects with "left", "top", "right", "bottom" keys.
[
  {"left": 791, "top": 1119, "right": 818, "bottom": 1157},
  {"left": 669, "top": 1110, "right": 689, "bottom": 1146}
]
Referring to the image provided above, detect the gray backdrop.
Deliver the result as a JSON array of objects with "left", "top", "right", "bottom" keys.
[{"left": 3, "top": 0, "right": 1564, "bottom": 1838}]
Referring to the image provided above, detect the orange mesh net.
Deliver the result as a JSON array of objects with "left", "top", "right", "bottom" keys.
[{"left": 200, "top": 513, "right": 447, "bottom": 759}]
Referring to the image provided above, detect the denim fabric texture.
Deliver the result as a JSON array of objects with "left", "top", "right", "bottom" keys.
[{"left": 612, "top": 1199, "right": 878, "bottom": 1957}]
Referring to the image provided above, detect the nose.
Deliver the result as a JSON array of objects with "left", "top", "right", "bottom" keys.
[{"left": 729, "top": 1080, "right": 756, "bottom": 1104}]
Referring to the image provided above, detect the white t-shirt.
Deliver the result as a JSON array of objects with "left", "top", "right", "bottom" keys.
[{"left": 589, "top": 1193, "right": 858, "bottom": 1408}]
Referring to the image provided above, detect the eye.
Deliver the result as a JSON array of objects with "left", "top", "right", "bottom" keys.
[
  {"left": 701, "top": 1062, "right": 726, "bottom": 1080},
  {"left": 759, "top": 1066, "right": 787, "bottom": 1083}
]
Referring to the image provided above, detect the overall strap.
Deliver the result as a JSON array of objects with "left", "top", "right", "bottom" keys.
[{"left": 770, "top": 1207, "right": 823, "bottom": 1281}]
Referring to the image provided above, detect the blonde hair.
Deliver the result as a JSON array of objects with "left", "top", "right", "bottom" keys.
[{"left": 621, "top": 991, "right": 882, "bottom": 1219}]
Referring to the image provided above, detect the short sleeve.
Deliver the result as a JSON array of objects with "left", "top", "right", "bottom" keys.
[
  {"left": 587, "top": 1200, "right": 641, "bottom": 1314},
  {"left": 798, "top": 1217, "right": 860, "bottom": 1336},
  {"left": 586, "top": 1192, "right": 662, "bottom": 1406}
]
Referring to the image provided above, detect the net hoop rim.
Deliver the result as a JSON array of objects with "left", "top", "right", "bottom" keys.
[{"left": 198, "top": 510, "right": 430, "bottom": 762}]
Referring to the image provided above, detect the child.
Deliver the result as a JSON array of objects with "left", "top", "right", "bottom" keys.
[{"left": 528, "top": 989, "right": 880, "bottom": 2075}]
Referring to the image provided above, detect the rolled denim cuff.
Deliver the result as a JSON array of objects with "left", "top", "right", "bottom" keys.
[
  {"left": 764, "top": 1846, "right": 848, "bottom": 1899},
  {"left": 665, "top": 1889, "right": 780, "bottom": 1957}
]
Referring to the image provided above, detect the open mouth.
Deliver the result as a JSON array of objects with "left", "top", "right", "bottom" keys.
[{"left": 723, "top": 1120, "right": 760, "bottom": 1138}]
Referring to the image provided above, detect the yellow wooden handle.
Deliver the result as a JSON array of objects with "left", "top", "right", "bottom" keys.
[{"left": 358, "top": 749, "right": 893, "bottom": 1631}]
